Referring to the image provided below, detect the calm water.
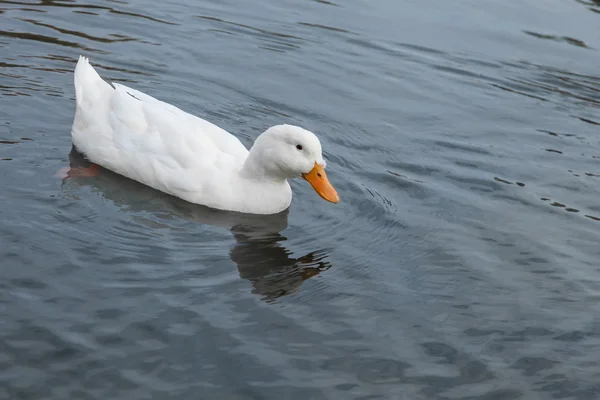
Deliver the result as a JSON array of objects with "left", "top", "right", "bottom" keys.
[{"left": 2, "top": 0, "right": 600, "bottom": 398}]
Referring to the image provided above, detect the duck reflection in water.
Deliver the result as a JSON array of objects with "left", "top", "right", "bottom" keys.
[{"left": 59, "top": 147, "right": 332, "bottom": 302}]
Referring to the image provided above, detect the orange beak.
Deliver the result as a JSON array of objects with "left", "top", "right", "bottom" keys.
[{"left": 302, "top": 162, "right": 340, "bottom": 203}]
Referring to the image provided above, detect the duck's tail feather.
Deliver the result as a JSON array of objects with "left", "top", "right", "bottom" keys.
[{"left": 74, "top": 55, "right": 112, "bottom": 108}]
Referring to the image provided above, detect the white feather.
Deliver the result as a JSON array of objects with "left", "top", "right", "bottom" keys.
[{"left": 70, "top": 56, "right": 336, "bottom": 214}]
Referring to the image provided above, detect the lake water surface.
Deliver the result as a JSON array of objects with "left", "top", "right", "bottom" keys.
[{"left": 2, "top": 0, "right": 600, "bottom": 399}]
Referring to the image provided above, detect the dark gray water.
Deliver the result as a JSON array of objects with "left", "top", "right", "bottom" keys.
[{"left": 2, "top": 0, "right": 600, "bottom": 398}]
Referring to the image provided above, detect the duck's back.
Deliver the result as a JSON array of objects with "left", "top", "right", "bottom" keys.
[{"left": 71, "top": 56, "right": 250, "bottom": 201}]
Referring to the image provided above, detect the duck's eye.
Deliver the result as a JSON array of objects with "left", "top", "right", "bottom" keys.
[{"left": 296, "top": 144, "right": 303, "bottom": 150}]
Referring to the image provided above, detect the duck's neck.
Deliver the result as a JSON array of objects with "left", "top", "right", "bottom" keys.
[
  {"left": 241, "top": 147, "right": 287, "bottom": 182},
  {"left": 230, "top": 146, "right": 293, "bottom": 214}
]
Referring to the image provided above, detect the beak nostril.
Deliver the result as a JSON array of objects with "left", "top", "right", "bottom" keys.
[{"left": 304, "top": 162, "right": 339, "bottom": 203}]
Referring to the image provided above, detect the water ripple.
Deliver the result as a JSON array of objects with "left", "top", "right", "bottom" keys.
[
  {"left": 1, "top": 0, "right": 177, "bottom": 25},
  {"left": 2, "top": 0, "right": 600, "bottom": 398},
  {"left": 0, "top": 29, "right": 104, "bottom": 53},
  {"left": 195, "top": 15, "right": 309, "bottom": 51},
  {"left": 17, "top": 18, "right": 138, "bottom": 43}
]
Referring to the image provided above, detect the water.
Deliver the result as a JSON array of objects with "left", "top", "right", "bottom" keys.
[{"left": 2, "top": 0, "right": 600, "bottom": 398}]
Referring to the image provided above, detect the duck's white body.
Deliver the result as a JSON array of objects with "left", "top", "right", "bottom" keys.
[{"left": 70, "top": 56, "right": 339, "bottom": 214}]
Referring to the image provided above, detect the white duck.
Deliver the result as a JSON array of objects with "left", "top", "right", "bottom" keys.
[{"left": 69, "top": 56, "right": 339, "bottom": 215}]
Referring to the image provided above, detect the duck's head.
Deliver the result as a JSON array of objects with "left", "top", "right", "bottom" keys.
[{"left": 246, "top": 124, "right": 340, "bottom": 203}]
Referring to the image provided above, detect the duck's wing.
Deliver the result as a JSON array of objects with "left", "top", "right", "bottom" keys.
[
  {"left": 72, "top": 56, "right": 249, "bottom": 197},
  {"left": 112, "top": 82, "right": 249, "bottom": 159},
  {"left": 109, "top": 81, "right": 249, "bottom": 169}
]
